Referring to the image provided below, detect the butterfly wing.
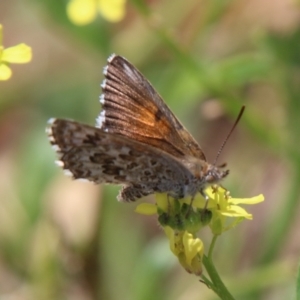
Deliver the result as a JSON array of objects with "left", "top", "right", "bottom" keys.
[
  {"left": 47, "top": 119, "right": 195, "bottom": 200},
  {"left": 96, "top": 54, "right": 206, "bottom": 161}
]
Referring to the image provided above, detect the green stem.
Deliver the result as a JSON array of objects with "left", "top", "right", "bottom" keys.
[
  {"left": 200, "top": 274, "right": 219, "bottom": 293},
  {"left": 208, "top": 235, "right": 218, "bottom": 259},
  {"left": 202, "top": 255, "right": 235, "bottom": 300}
]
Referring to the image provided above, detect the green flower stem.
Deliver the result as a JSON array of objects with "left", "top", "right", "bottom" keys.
[
  {"left": 200, "top": 274, "right": 218, "bottom": 293},
  {"left": 208, "top": 235, "right": 218, "bottom": 259},
  {"left": 202, "top": 255, "right": 235, "bottom": 300}
]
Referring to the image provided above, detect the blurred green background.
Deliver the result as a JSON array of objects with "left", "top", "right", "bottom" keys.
[{"left": 1, "top": 0, "right": 300, "bottom": 299}]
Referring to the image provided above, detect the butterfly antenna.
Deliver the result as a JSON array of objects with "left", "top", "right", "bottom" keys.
[{"left": 213, "top": 105, "right": 245, "bottom": 166}]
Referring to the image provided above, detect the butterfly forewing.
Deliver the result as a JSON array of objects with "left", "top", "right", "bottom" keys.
[
  {"left": 97, "top": 54, "right": 206, "bottom": 161},
  {"left": 48, "top": 119, "right": 195, "bottom": 201}
]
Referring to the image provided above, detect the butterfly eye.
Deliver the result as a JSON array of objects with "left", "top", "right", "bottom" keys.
[{"left": 206, "top": 175, "right": 215, "bottom": 183}]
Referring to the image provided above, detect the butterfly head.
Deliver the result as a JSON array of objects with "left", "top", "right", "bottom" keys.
[{"left": 203, "top": 164, "right": 229, "bottom": 185}]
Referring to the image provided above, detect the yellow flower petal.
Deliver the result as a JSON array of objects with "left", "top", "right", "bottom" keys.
[
  {"left": 155, "top": 193, "right": 169, "bottom": 212},
  {"left": 177, "top": 252, "right": 201, "bottom": 275},
  {"left": 134, "top": 203, "right": 157, "bottom": 215},
  {"left": 2, "top": 44, "right": 32, "bottom": 63},
  {"left": 229, "top": 194, "right": 264, "bottom": 205},
  {"left": 221, "top": 205, "right": 253, "bottom": 219},
  {"left": 98, "top": 0, "right": 126, "bottom": 22},
  {"left": 164, "top": 226, "right": 184, "bottom": 256},
  {"left": 67, "top": 0, "right": 97, "bottom": 25},
  {"left": 163, "top": 226, "right": 173, "bottom": 241},
  {"left": 204, "top": 187, "right": 215, "bottom": 198},
  {"left": 183, "top": 232, "right": 203, "bottom": 265},
  {"left": 0, "top": 63, "right": 12, "bottom": 80}
]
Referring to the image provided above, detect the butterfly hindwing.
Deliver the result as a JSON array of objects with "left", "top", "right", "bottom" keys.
[{"left": 47, "top": 118, "right": 195, "bottom": 200}]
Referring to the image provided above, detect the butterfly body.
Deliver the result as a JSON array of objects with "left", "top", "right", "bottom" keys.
[{"left": 47, "top": 54, "right": 229, "bottom": 202}]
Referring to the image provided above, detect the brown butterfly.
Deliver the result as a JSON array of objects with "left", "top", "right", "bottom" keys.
[{"left": 47, "top": 54, "right": 243, "bottom": 202}]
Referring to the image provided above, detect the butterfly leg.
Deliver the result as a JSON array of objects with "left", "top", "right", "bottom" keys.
[
  {"left": 199, "top": 188, "right": 214, "bottom": 224},
  {"left": 158, "top": 194, "right": 173, "bottom": 228},
  {"left": 200, "top": 188, "right": 210, "bottom": 209},
  {"left": 117, "top": 184, "right": 152, "bottom": 202},
  {"left": 185, "top": 195, "right": 195, "bottom": 218}
]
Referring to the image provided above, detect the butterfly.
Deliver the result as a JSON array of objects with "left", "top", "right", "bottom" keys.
[{"left": 47, "top": 54, "right": 241, "bottom": 202}]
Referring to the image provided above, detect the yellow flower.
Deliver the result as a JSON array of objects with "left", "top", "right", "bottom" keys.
[
  {"left": 191, "top": 186, "right": 264, "bottom": 235},
  {"left": 164, "top": 227, "right": 204, "bottom": 276},
  {"left": 0, "top": 24, "right": 32, "bottom": 81},
  {"left": 67, "top": 0, "right": 126, "bottom": 25},
  {"left": 135, "top": 187, "right": 264, "bottom": 274}
]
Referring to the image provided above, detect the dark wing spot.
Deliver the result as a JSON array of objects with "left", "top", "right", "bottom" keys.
[
  {"left": 119, "top": 154, "right": 129, "bottom": 160},
  {"left": 90, "top": 154, "right": 115, "bottom": 164},
  {"left": 83, "top": 134, "right": 100, "bottom": 146},
  {"left": 90, "top": 154, "right": 102, "bottom": 163},
  {"left": 127, "top": 162, "right": 139, "bottom": 169},
  {"left": 150, "top": 159, "right": 157, "bottom": 166},
  {"left": 103, "top": 165, "right": 122, "bottom": 175},
  {"left": 114, "top": 175, "right": 127, "bottom": 181},
  {"left": 73, "top": 169, "right": 90, "bottom": 178},
  {"left": 155, "top": 109, "right": 163, "bottom": 121}
]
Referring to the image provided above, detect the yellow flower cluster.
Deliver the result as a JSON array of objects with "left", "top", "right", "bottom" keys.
[
  {"left": 135, "top": 186, "right": 264, "bottom": 275},
  {"left": 67, "top": 0, "right": 126, "bottom": 25},
  {"left": 0, "top": 25, "right": 32, "bottom": 80}
]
